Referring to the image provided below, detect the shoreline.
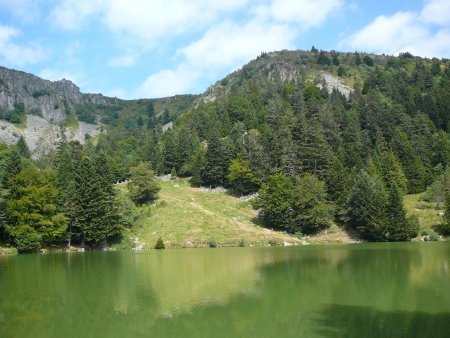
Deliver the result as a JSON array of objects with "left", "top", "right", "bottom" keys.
[{"left": 2, "top": 235, "right": 446, "bottom": 255}]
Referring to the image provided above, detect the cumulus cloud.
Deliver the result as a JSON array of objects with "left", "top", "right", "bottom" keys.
[
  {"left": 180, "top": 20, "right": 295, "bottom": 69},
  {"left": 47, "top": 0, "right": 345, "bottom": 97},
  {"left": 137, "top": 66, "right": 201, "bottom": 98},
  {"left": 49, "top": 0, "right": 103, "bottom": 31},
  {"left": 421, "top": 0, "right": 450, "bottom": 25},
  {"left": 255, "top": 0, "right": 343, "bottom": 28},
  {"left": 344, "top": 0, "right": 450, "bottom": 58},
  {"left": 0, "top": 24, "right": 46, "bottom": 66},
  {"left": 134, "top": 0, "right": 342, "bottom": 97}
]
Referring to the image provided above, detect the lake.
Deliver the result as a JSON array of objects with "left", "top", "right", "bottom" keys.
[{"left": 0, "top": 242, "right": 449, "bottom": 337}]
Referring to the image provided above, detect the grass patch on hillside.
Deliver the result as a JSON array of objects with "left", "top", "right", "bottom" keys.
[
  {"left": 126, "top": 178, "right": 302, "bottom": 249},
  {"left": 404, "top": 193, "right": 444, "bottom": 231},
  {"left": 16, "top": 115, "right": 27, "bottom": 130},
  {"left": 64, "top": 114, "right": 79, "bottom": 137}
]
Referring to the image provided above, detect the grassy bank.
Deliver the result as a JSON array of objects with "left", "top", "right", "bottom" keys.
[
  {"left": 122, "top": 178, "right": 359, "bottom": 249},
  {"left": 0, "top": 246, "right": 17, "bottom": 255},
  {"left": 404, "top": 193, "right": 445, "bottom": 238}
]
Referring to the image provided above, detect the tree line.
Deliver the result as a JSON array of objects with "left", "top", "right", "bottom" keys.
[{"left": 1, "top": 50, "right": 450, "bottom": 250}]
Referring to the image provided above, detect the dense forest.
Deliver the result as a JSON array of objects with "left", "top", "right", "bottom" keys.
[{"left": 1, "top": 49, "right": 450, "bottom": 252}]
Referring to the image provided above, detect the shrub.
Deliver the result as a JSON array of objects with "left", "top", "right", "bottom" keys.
[
  {"left": 208, "top": 239, "right": 217, "bottom": 248},
  {"left": 155, "top": 237, "right": 165, "bottom": 249},
  {"left": 421, "top": 229, "right": 439, "bottom": 241},
  {"left": 11, "top": 225, "right": 42, "bottom": 253}
]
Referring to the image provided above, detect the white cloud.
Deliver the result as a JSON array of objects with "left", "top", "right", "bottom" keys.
[
  {"left": 108, "top": 50, "right": 137, "bottom": 67},
  {"left": 180, "top": 20, "right": 295, "bottom": 69},
  {"left": 137, "top": 66, "right": 201, "bottom": 98},
  {"left": 421, "top": 0, "right": 450, "bottom": 25},
  {"left": 255, "top": 0, "right": 343, "bottom": 28},
  {"left": 133, "top": 0, "right": 343, "bottom": 98},
  {"left": 345, "top": 12, "right": 428, "bottom": 54},
  {"left": 344, "top": 2, "right": 450, "bottom": 58},
  {"left": 49, "top": 0, "right": 103, "bottom": 31},
  {"left": 0, "top": 24, "right": 46, "bottom": 66},
  {"left": 47, "top": 0, "right": 345, "bottom": 97},
  {"left": 50, "top": 0, "right": 249, "bottom": 41}
]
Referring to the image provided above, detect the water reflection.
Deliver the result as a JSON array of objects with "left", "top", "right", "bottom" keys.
[
  {"left": 314, "top": 304, "right": 450, "bottom": 338},
  {"left": 0, "top": 243, "right": 449, "bottom": 338}
]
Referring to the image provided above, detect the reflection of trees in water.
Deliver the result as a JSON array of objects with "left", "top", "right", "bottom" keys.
[
  {"left": 0, "top": 243, "right": 448, "bottom": 337},
  {"left": 313, "top": 304, "right": 450, "bottom": 338}
]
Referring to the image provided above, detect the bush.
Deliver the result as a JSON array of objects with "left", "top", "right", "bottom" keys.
[
  {"left": 155, "top": 237, "right": 165, "bottom": 249},
  {"left": 421, "top": 229, "right": 439, "bottom": 241},
  {"left": 268, "top": 239, "right": 279, "bottom": 246},
  {"left": 208, "top": 239, "right": 217, "bottom": 248},
  {"left": 238, "top": 239, "right": 245, "bottom": 247},
  {"left": 12, "top": 225, "right": 42, "bottom": 253}
]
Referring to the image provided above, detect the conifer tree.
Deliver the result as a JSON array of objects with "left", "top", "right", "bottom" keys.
[
  {"left": 345, "top": 169, "right": 387, "bottom": 239},
  {"left": 201, "top": 129, "right": 225, "bottom": 187},
  {"left": 16, "top": 136, "right": 30, "bottom": 158},
  {"left": 72, "top": 156, "right": 122, "bottom": 246},
  {"left": 1, "top": 149, "right": 22, "bottom": 188},
  {"left": 381, "top": 151, "right": 408, "bottom": 195},
  {"left": 292, "top": 174, "right": 335, "bottom": 234},
  {"left": 383, "top": 183, "right": 419, "bottom": 241},
  {"left": 190, "top": 149, "right": 205, "bottom": 187},
  {"left": 297, "top": 120, "right": 333, "bottom": 179}
]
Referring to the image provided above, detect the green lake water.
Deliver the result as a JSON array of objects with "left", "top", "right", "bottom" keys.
[{"left": 0, "top": 242, "right": 449, "bottom": 338}]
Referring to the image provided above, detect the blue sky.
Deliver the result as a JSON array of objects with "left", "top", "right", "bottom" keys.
[{"left": 0, "top": 0, "right": 449, "bottom": 99}]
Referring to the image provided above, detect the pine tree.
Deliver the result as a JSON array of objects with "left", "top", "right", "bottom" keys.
[
  {"left": 154, "top": 237, "right": 165, "bottom": 249},
  {"left": 16, "top": 136, "right": 30, "bottom": 158},
  {"left": 325, "top": 156, "right": 350, "bottom": 212},
  {"left": 383, "top": 183, "right": 419, "bottom": 241},
  {"left": 1, "top": 149, "right": 22, "bottom": 188},
  {"left": 201, "top": 129, "right": 225, "bottom": 187},
  {"left": 292, "top": 174, "right": 335, "bottom": 234},
  {"left": 345, "top": 169, "right": 388, "bottom": 239},
  {"left": 296, "top": 120, "right": 333, "bottom": 179},
  {"left": 190, "top": 149, "right": 205, "bottom": 187},
  {"left": 72, "top": 156, "right": 123, "bottom": 246}
]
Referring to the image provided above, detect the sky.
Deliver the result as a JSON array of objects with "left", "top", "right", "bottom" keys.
[{"left": 0, "top": 0, "right": 449, "bottom": 99}]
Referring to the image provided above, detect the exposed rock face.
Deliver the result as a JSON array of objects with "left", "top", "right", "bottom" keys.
[
  {"left": 0, "top": 66, "right": 105, "bottom": 156},
  {"left": 0, "top": 115, "right": 101, "bottom": 157},
  {"left": 0, "top": 66, "right": 107, "bottom": 122},
  {"left": 318, "top": 71, "right": 353, "bottom": 98}
]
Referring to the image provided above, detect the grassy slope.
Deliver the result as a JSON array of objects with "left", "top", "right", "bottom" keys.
[
  {"left": 128, "top": 178, "right": 303, "bottom": 248},
  {"left": 124, "top": 178, "right": 360, "bottom": 249},
  {"left": 124, "top": 180, "right": 443, "bottom": 249},
  {"left": 404, "top": 193, "right": 444, "bottom": 232}
]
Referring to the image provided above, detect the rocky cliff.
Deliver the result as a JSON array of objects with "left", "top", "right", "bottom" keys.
[{"left": 0, "top": 66, "right": 106, "bottom": 156}]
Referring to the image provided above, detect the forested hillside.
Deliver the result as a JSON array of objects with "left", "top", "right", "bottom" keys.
[{"left": 1, "top": 49, "right": 450, "bottom": 252}]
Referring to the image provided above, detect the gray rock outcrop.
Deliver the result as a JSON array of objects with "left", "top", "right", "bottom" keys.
[{"left": 0, "top": 66, "right": 105, "bottom": 156}]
